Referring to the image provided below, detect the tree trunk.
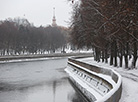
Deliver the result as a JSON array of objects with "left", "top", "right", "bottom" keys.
[
  {"left": 105, "top": 48, "right": 108, "bottom": 63},
  {"left": 132, "top": 40, "right": 137, "bottom": 68},
  {"left": 110, "top": 42, "right": 114, "bottom": 65},
  {"left": 95, "top": 47, "right": 100, "bottom": 62},
  {"left": 93, "top": 48, "right": 96, "bottom": 61},
  {"left": 114, "top": 41, "right": 118, "bottom": 67},
  {"left": 120, "top": 55, "right": 123, "bottom": 67},
  {"left": 119, "top": 45, "right": 123, "bottom": 67},
  {"left": 124, "top": 42, "right": 129, "bottom": 69},
  {"left": 124, "top": 55, "right": 128, "bottom": 68},
  {"left": 102, "top": 50, "right": 104, "bottom": 62}
]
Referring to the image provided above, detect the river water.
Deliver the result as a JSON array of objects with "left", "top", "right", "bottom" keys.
[{"left": 0, "top": 57, "right": 86, "bottom": 102}]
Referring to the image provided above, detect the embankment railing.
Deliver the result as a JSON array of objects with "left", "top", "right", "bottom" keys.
[{"left": 66, "top": 56, "right": 122, "bottom": 102}]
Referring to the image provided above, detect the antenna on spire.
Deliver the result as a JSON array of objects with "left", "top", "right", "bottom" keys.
[{"left": 53, "top": 7, "right": 55, "bottom": 17}]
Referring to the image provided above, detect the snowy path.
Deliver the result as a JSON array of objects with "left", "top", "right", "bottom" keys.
[
  {"left": 119, "top": 77, "right": 138, "bottom": 102},
  {"left": 117, "top": 70, "right": 138, "bottom": 82},
  {"left": 77, "top": 57, "right": 138, "bottom": 102},
  {"left": 113, "top": 69, "right": 138, "bottom": 102}
]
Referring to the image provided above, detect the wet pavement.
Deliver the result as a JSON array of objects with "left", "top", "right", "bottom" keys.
[{"left": 0, "top": 57, "right": 86, "bottom": 102}]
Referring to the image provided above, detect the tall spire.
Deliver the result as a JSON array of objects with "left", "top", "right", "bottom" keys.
[{"left": 52, "top": 7, "right": 57, "bottom": 27}]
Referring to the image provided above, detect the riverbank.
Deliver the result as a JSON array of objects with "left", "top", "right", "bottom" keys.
[
  {"left": 0, "top": 52, "right": 92, "bottom": 63},
  {"left": 78, "top": 57, "right": 138, "bottom": 102}
]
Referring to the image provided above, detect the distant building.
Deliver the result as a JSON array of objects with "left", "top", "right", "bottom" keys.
[{"left": 52, "top": 7, "right": 57, "bottom": 27}]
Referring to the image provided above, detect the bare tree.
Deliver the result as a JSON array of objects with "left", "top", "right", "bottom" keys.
[{"left": 70, "top": 0, "right": 138, "bottom": 68}]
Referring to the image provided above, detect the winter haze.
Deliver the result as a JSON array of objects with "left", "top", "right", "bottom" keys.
[{"left": 0, "top": 0, "right": 72, "bottom": 27}]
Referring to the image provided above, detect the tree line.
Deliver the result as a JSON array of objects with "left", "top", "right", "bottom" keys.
[
  {"left": 70, "top": 0, "right": 138, "bottom": 69},
  {"left": 0, "top": 18, "right": 67, "bottom": 55}
]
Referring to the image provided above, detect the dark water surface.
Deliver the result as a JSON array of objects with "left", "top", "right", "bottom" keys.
[{"left": 0, "top": 57, "right": 86, "bottom": 102}]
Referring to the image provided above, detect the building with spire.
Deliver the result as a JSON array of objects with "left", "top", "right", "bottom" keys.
[{"left": 52, "top": 7, "right": 57, "bottom": 27}]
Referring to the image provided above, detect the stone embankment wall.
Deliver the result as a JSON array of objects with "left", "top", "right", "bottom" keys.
[{"left": 66, "top": 56, "right": 122, "bottom": 102}]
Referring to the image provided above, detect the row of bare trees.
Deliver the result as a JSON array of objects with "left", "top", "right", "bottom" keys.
[
  {"left": 70, "top": 0, "right": 138, "bottom": 69},
  {"left": 0, "top": 18, "right": 67, "bottom": 55}
]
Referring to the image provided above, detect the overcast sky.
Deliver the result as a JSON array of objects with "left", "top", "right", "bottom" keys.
[{"left": 0, "top": 0, "right": 73, "bottom": 27}]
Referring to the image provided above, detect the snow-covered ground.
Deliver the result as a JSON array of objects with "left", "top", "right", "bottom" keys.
[{"left": 78, "top": 57, "right": 138, "bottom": 102}]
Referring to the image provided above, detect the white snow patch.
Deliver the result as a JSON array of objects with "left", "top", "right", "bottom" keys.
[
  {"left": 66, "top": 58, "right": 122, "bottom": 102},
  {"left": 78, "top": 57, "right": 138, "bottom": 102},
  {"left": 65, "top": 67, "right": 103, "bottom": 100},
  {"left": 68, "top": 61, "right": 116, "bottom": 87}
]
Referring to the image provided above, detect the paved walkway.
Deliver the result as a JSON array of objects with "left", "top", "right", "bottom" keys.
[{"left": 77, "top": 57, "right": 138, "bottom": 102}]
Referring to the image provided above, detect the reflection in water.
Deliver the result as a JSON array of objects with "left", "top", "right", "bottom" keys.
[
  {"left": 0, "top": 77, "right": 87, "bottom": 102},
  {"left": 0, "top": 58, "right": 87, "bottom": 102},
  {"left": 50, "top": 78, "right": 87, "bottom": 102},
  {"left": 53, "top": 81, "right": 56, "bottom": 102},
  {"left": 72, "top": 93, "right": 86, "bottom": 102},
  {"left": 68, "top": 78, "right": 89, "bottom": 102}
]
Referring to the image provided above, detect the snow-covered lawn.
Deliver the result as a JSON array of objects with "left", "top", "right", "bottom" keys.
[{"left": 77, "top": 57, "right": 138, "bottom": 102}]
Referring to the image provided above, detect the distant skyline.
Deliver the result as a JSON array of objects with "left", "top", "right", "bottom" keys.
[{"left": 0, "top": 0, "right": 73, "bottom": 27}]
